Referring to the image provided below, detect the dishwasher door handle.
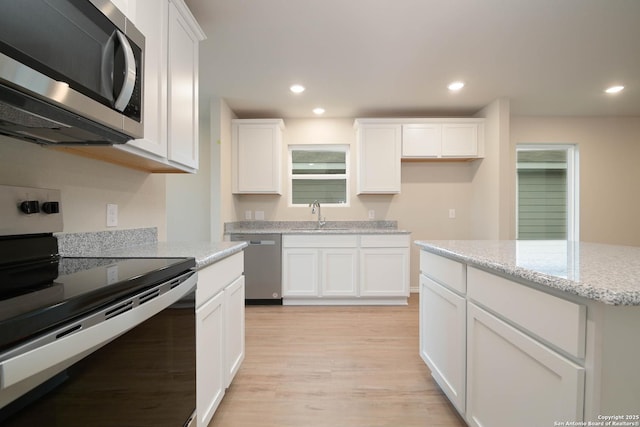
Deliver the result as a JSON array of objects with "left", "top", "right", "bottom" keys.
[{"left": 249, "top": 240, "right": 276, "bottom": 245}]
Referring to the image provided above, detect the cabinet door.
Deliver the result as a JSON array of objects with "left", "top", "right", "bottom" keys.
[
  {"left": 196, "top": 291, "right": 225, "bottom": 427},
  {"left": 419, "top": 275, "right": 466, "bottom": 414},
  {"left": 359, "top": 248, "right": 408, "bottom": 296},
  {"left": 402, "top": 124, "right": 441, "bottom": 158},
  {"left": 129, "top": 0, "right": 168, "bottom": 158},
  {"left": 167, "top": 1, "right": 199, "bottom": 169},
  {"left": 282, "top": 249, "right": 318, "bottom": 296},
  {"left": 356, "top": 124, "right": 401, "bottom": 194},
  {"left": 224, "top": 276, "right": 245, "bottom": 388},
  {"left": 441, "top": 123, "right": 478, "bottom": 157},
  {"left": 321, "top": 249, "right": 358, "bottom": 297},
  {"left": 466, "top": 302, "right": 584, "bottom": 427},
  {"left": 233, "top": 121, "right": 283, "bottom": 194}
]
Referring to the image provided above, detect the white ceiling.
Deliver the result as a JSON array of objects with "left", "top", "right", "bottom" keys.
[{"left": 184, "top": 0, "right": 640, "bottom": 119}]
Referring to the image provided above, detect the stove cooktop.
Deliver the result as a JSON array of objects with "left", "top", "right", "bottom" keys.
[{"left": 0, "top": 256, "right": 196, "bottom": 352}]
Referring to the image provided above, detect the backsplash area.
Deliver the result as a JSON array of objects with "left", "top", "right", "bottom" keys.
[{"left": 56, "top": 228, "right": 157, "bottom": 256}]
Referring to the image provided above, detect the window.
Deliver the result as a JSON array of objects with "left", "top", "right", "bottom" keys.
[
  {"left": 289, "top": 145, "right": 349, "bottom": 206},
  {"left": 516, "top": 145, "right": 579, "bottom": 241}
]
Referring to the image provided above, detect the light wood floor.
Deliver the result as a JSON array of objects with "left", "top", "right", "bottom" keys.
[{"left": 208, "top": 294, "right": 467, "bottom": 427}]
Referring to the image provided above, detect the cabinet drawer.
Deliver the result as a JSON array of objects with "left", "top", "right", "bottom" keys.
[
  {"left": 283, "top": 234, "right": 358, "bottom": 248},
  {"left": 360, "top": 234, "right": 409, "bottom": 248},
  {"left": 196, "top": 252, "right": 244, "bottom": 306},
  {"left": 420, "top": 251, "right": 466, "bottom": 294},
  {"left": 467, "top": 267, "right": 586, "bottom": 359}
]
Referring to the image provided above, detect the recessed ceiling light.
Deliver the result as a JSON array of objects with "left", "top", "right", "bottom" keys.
[
  {"left": 313, "top": 107, "right": 325, "bottom": 115},
  {"left": 448, "top": 81, "right": 465, "bottom": 91},
  {"left": 290, "top": 84, "right": 305, "bottom": 94},
  {"left": 605, "top": 85, "right": 624, "bottom": 94}
]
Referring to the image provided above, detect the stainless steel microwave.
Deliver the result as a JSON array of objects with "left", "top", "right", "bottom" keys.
[{"left": 0, "top": 0, "right": 144, "bottom": 145}]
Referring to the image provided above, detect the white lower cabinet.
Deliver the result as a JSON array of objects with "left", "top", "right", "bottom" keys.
[
  {"left": 419, "top": 274, "right": 466, "bottom": 414},
  {"left": 195, "top": 252, "right": 245, "bottom": 427},
  {"left": 466, "top": 302, "right": 584, "bottom": 427},
  {"left": 321, "top": 249, "right": 358, "bottom": 297},
  {"left": 419, "top": 249, "right": 591, "bottom": 427},
  {"left": 359, "top": 247, "right": 408, "bottom": 297},
  {"left": 196, "top": 290, "right": 225, "bottom": 427},
  {"left": 224, "top": 276, "right": 245, "bottom": 388},
  {"left": 282, "top": 236, "right": 357, "bottom": 299},
  {"left": 282, "top": 248, "right": 319, "bottom": 297},
  {"left": 282, "top": 234, "right": 409, "bottom": 305}
]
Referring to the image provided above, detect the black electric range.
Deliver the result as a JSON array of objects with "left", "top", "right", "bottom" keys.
[{"left": 0, "top": 252, "right": 195, "bottom": 352}]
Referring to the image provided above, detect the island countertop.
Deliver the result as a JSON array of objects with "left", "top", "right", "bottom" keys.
[{"left": 415, "top": 240, "right": 640, "bottom": 305}]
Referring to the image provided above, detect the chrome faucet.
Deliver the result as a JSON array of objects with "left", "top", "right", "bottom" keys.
[{"left": 309, "top": 200, "right": 326, "bottom": 227}]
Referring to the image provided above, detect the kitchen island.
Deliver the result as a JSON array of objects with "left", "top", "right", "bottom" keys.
[{"left": 415, "top": 240, "right": 640, "bottom": 427}]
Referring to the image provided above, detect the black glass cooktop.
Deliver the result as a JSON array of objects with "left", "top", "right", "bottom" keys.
[{"left": 0, "top": 257, "right": 195, "bottom": 352}]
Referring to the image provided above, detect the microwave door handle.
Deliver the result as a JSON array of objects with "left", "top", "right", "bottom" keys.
[{"left": 113, "top": 30, "right": 136, "bottom": 112}]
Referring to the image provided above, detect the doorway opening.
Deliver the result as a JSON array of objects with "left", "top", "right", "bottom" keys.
[{"left": 516, "top": 145, "right": 579, "bottom": 241}]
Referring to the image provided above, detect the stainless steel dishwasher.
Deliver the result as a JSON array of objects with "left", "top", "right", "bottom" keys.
[{"left": 230, "top": 233, "right": 282, "bottom": 304}]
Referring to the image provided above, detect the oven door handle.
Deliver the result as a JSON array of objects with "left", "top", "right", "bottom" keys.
[{"left": 0, "top": 272, "right": 197, "bottom": 390}]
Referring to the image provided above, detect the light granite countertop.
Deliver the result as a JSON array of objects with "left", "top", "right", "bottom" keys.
[
  {"left": 224, "top": 220, "right": 410, "bottom": 235},
  {"left": 96, "top": 241, "right": 248, "bottom": 270},
  {"left": 415, "top": 240, "right": 640, "bottom": 306}
]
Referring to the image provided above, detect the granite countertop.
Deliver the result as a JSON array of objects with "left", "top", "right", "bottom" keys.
[
  {"left": 224, "top": 220, "right": 410, "bottom": 235},
  {"left": 415, "top": 240, "right": 640, "bottom": 306},
  {"left": 97, "top": 241, "right": 248, "bottom": 270},
  {"left": 56, "top": 228, "right": 247, "bottom": 270}
]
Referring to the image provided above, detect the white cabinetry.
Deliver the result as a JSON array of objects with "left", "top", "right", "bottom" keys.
[
  {"left": 466, "top": 302, "right": 584, "bottom": 427},
  {"left": 419, "top": 275, "right": 466, "bottom": 413},
  {"left": 282, "top": 235, "right": 357, "bottom": 298},
  {"left": 402, "top": 119, "right": 484, "bottom": 159},
  {"left": 283, "top": 234, "right": 409, "bottom": 305},
  {"left": 195, "top": 252, "right": 245, "bottom": 427},
  {"left": 419, "top": 250, "right": 592, "bottom": 425},
  {"left": 196, "top": 289, "right": 225, "bottom": 427},
  {"left": 232, "top": 119, "right": 284, "bottom": 194},
  {"left": 359, "top": 235, "right": 409, "bottom": 297},
  {"left": 118, "top": 0, "right": 205, "bottom": 172},
  {"left": 354, "top": 122, "right": 402, "bottom": 194}
]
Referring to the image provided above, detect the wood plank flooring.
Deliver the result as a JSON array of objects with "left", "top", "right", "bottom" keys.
[{"left": 208, "top": 294, "right": 467, "bottom": 427}]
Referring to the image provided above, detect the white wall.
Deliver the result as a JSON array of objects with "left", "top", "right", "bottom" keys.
[
  {"left": 0, "top": 136, "right": 167, "bottom": 237},
  {"left": 165, "top": 115, "right": 211, "bottom": 242}
]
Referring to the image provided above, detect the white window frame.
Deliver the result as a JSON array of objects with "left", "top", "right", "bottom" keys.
[
  {"left": 288, "top": 144, "right": 350, "bottom": 207},
  {"left": 516, "top": 144, "right": 579, "bottom": 241}
]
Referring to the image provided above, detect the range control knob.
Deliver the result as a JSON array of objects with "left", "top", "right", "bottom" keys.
[
  {"left": 42, "top": 201, "right": 60, "bottom": 214},
  {"left": 20, "top": 200, "right": 40, "bottom": 214}
]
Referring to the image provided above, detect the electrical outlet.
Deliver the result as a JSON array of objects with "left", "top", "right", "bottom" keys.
[
  {"left": 368, "top": 210, "right": 375, "bottom": 220},
  {"left": 448, "top": 208, "right": 456, "bottom": 219},
  {"left": 106, "top": 204, "right": 118, "bottom": 227},
  {"left": 245, "top": 210, "right": 252, "bottom": 220}
]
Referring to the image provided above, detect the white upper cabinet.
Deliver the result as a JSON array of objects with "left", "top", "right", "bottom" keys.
[
  {"left": 116, "top": 0, "right": 205, "bottom": 172},
  {"left": 401, "top": 119, "right": 484, "bottom": 159},
  {"left": 126, "top": 0, "right": 167, "bottom": 159},
  {"left": 354, "top": 121, "right": 402, "bottom": 194},
  {"left": 402, "top": 123, "right": 441, "bottom": 158},
  {"left": 232, "top": 119, "right": 284, "bottom": 194},
  {"left": 166, "top": 0, "right": 201, "bottom": 169}
]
